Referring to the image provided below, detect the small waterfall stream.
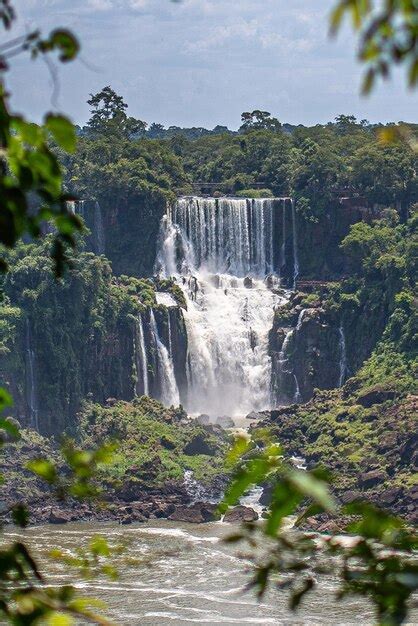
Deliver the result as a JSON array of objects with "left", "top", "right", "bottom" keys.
[
  {"left": 281, "top": 200, "right": 287, "bottom": 275},
  {"left": 135, "top": 314, "right": 149, "bottom": 396},
  {"left": 25, "top": 319, "right": 39, "bottom": 430},
  {"left": 166, "top": 309, "right": 173, "bottom": 358},
  {"left": 338, "top": 324, "right": 348, "bottom": 387},
  {"left": 276, "top": 309, "right": 306, "bottom": 404},
  {"left": 150, "top": 310, "right": 180, "bottom": 406}
]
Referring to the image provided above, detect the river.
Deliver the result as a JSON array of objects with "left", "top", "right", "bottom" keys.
[{"left": 3, "top": 520, "right": 383, "bottom": 625}]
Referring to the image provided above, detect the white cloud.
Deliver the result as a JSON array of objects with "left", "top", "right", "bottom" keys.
[{"left": 7, "top": 0, "right": 417, "bottom": 127}]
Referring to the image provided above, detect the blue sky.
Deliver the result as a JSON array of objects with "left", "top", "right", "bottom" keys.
[{"left": 8, "top": 0, "right": 417, "bottom": 128}]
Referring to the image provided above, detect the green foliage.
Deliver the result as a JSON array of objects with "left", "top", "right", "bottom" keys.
[
  {"left": 223, "top": 435, "right": 418, "bottom": 624},
  {"left": 239, "top": 110, "right": 282, "bottom": 133},
  {"left": 331, "top": 0, "right": 418, "bottom": 92},
  {"left": 86, "top": 86, "right": 147, "bottom": 139},
  {"left": 28, "top": 439, "right": 116, "bottom": 500},
  {"left": 77, "top": 396, "right": 229, "bottom": 487},
  {"left": 235, "top": 188, "right": 273, "bottom": 198},
  {"left": 0, "top": 9, "right": 81, "bottom": 276},
  {"left": 0, "top": 240, "right": 160, "bottom": 431}
]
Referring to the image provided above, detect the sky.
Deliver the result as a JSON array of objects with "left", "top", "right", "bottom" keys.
[{"left": 7, "top": 0, "right": 417, "bottom": 129}]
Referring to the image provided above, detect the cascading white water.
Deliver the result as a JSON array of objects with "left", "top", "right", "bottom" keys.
[
  {"left": 149, "top": 310, "right": 180, "bottom": 406},
  {"left": 25, "top": 319, "right": 39, "bottom": 430},
  {"left": 165, "top": 197, "right": 281, "bottom": 277},
  {"left": 183, "top": 273, "right": 282, "bottom": 415},
  {"left": 276, "top": 308, "right": 306, "bottom": 403},
  {"left": 281, "top": 200, "right": 287, "bottom": 274},
  {"left": 156, "top": 196, "right": 293, "bottom": 416},
  {"left": 338, "top": 324, "right": 348, "bottom": 387},
  {"left": 166, "top": 309, "right": 173, "bottom": 358},
  {"left": 135, "top": 314, "right": 149, "bottom": 396}
]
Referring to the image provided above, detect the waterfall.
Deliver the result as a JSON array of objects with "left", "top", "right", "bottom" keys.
[
  {"left": 183, "top": 470, "right": 213, "bottom": 503},
  {"left": 275, "top": 308, "right": 306, "bottom": 404},
  {"left": 281, "top": 200, "right": 286, "bottom": 274},
  {"left": 293, "top": 374, "right": 302, "bottom": 403},
  {"left": 25, "top": 319, "right": 39, "bottom": 430},
  {"left": 149, "top": 310, "right": 180, "bottom": 406},
  {"left": 166, "top": 309, "right": 173, "bottom": 358},
  {"left": 291, "top": 200, "right": 299, "bottom": 290},
  {"left": 156, "top": 196, "right": 294, "bottom": 416},
  {"left": 94, "top": 201, "right": 105, "bottom": 255},
  {"left": 164, "top": 197, "right": 284, "bottom": 278},
  {"left": 135, "top": 314, "right": 149, "bottom": 396},
  {"left": 338, "top": 324, "right": 348, "bottom": 387}
]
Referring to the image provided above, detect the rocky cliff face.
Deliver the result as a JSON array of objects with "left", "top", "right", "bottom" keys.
[
  {"left": 0, "top": 246, "right": 188, "bottom": 435},
  {"left": 255, "top": 386, "right": 417, "bottom": 525},
  {"left": 270, "top": 292, "right": 344, "bottom": 404},
  {"left": 297, "top": 199, "right": 381, "bottom": 280},
  {"left": 78, "top": 191, "right": 168, "bottom": 277}
]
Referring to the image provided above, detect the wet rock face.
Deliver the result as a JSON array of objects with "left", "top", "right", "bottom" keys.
[
  {"left": 270, "top": 296, "right": 343, "bottom": 404},
  {"left": 223, "top": 506, "right": 259, "bottom": 523},
  {"left": 169, "top": 502, "right": 220, "bottom": 523}
]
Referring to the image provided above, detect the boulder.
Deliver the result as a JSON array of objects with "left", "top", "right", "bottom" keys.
[
  {"left": 357, "top": 388, "right": 396, "bottom": 408},
  {"left": 160, "top": 435, "right": 176, "bottom": 450},
  {"left": 304, "top": 516, "right": 320, "bottom": 530},
  {"left": 184, "top": 434, "right": 216, "bottom": 456},
  {"left": 359, "top": 470, "right": 386, "bottom": 488},
  {"left": 119, "top": 479, "right": 145, "bottom": 501},
  {"left": 339, "top": 490, "right": 362, "bottom": 504},
  {"left": 153, "top": 503, "right": 176, "bottom": 518},
  {"left": 260, "top": 484, "right": 273, "bottom": 506},
  {"left": 196, "top": 414, "right": 211, "bottom": 426},
  {"left": 378, "top": 433, "right": 398, "bottom": 452},
  {"left": 317, "top": 520, "right": 343, "bottom": 534},
  {"left": 243, "top": 277, "right": 253, "bottom": 289},
  {"left": 49, "top": 509, "right": 71, "bottom": 524},
  {"left": 379, "top": 487, "right": 403, "bottom": 505},
  {"left": 214, "top": 415, "right": 234, "bottom": 429},
  {"left": 223, "top": 505, "right": 259, "bottom": 523},
  {"left": 169, "top": 502, "right": 220, "bottom": 523},
  {"left": 120, "top": 512, "right": 147, "bottom": 524},
  {"left": 246, "top": 410, "right": 262, "bottom": 420}
]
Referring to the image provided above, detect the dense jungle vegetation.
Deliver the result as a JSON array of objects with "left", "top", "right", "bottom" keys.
[{"left": 64, "top": 90, "right": 418, "bottom": 225}]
